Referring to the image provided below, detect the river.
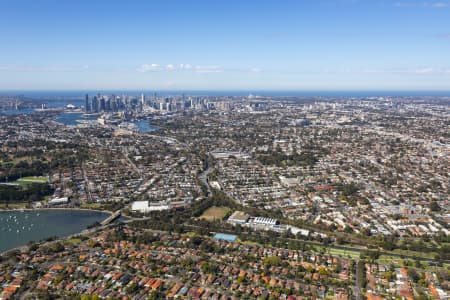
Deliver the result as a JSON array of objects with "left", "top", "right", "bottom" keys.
[{"left": 0, "top": 209, "right": 109, "bottom": 253}]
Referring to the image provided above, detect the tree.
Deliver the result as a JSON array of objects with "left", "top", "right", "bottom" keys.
[
  {"left": 263, "top": 255, "right": 281, "bottom": 267},
  {"left": 149, "top": 290, "right": 163, "bottom": 300},
  {"left": 407, "top": 268, "right": 420, "bottom": 283},
  {"left": 429, "top": 201, "right": 441, "bottom": 212}
]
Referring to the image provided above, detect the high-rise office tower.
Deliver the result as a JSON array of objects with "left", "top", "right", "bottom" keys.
[
  {"left": 105, "top": 98, "right": 111, "bottom": 111},
  {"left": 92, "top": 96, "right": 99, "bottom": 113},
  {"left": 85, "top": 94, "right": 90, "bottom": 112},
  {"left": 100, "top": 97, "right": 106, "bottom": 112}
]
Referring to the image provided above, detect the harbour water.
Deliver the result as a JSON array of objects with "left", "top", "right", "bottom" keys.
[
  {"left": 0, "top": 105, "right": 158, "bottom": 133},
  {"left": 1, "top": 99, "right": 158, "bottom": 133},
  {"left": 56, "top": 112, "right": 157, "bottom": 133},
  {"left": 0, "top": 99, "right": 84, "bottom": 115},
  {"left": 134, "top": 119, "right": 158, "bottom": 133},
  {"left": 0, "top": 108, "right": 36, "bottom": 115},
  {"left": 0, "top": 210, "right": 109, "bottom": 253},
  {"left": 55, "top": 112, "right": 97, "bottom": 126}
]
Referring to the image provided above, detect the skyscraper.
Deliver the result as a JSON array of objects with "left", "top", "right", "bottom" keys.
[
  {"left": 92, "top": 96, "right": 99, "bottom": 113},
  {"left": 100, "top": 97, "right": 106, "bottom": 112},
  {"left": 85, "top": 94, "right": 90, "bottom": 113}
]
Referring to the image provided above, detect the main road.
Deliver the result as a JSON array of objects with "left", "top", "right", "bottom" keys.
[{"left": 198, "top": 154, "right": 214, "bottom": 197}]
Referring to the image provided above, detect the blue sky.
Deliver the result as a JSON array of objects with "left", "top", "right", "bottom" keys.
[{"left": 0, "top": 0, "right": 449, "bottom": 90}]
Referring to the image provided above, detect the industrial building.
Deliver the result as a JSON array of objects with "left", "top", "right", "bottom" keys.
[
  {"left": 131, "top": 201, "right": 170, "bottom": 213},
  {"left": 251, "top": 217, "right": 280, "bottom": 226}
]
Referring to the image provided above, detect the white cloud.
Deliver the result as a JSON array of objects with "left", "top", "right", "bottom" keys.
[
  {"left": 138, "top": 63, "right": 224, "bottom": 73},
  {"left": 194, "top": 65, "right": 223, "bottom": 73},
  {"left": 165, "top": 64, "right": 176, "bottom": 71},
  {"left": 137, "top": 64, "right": 161, "bottom": 72},
  {"left": 179, "top": 64, "right": 193, "bottom": 70}
]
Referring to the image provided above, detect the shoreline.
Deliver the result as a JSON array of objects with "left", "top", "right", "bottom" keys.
[
  {"left": 0, "top": 225, "right": 106, "bottom": 257},
  {"left": 0, "top": 208, "right": 117, "bottom": 255},
  {"left": 0, "top": 207, "right": 114, "bottom": 215}
]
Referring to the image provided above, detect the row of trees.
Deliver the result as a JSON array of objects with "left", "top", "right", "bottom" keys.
[
  {"left": 256, "top": 151, "right": 318, "bottom": 167},
  {"left": 0, "top": 183, "right": 53, "bottom": 203},
  {"left": 0, "top": 159, "right": 50, "bottom": 182}
]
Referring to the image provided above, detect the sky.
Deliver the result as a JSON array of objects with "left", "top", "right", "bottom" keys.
[{"left": 0, "top": 0, "right": 449, "bottom": 91}]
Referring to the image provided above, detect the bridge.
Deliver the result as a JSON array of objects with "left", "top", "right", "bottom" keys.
[{"left": 101, "top": 210, "right": 121, "bottom": 226}]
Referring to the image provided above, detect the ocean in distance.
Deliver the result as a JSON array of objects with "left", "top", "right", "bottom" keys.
[
  {"left": 0, "top": 210, "right": 110, "bottom": 253},
  {"left": 1, "top": 90, "right": 450, "bottom": 98}
]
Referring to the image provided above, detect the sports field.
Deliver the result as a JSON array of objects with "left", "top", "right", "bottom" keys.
[{"left": 199, "top": 206, "right": 231, "bottom": 221}]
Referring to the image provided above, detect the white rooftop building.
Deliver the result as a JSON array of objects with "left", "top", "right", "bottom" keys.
[
  {"left": 48, "top": 197, "right": 69, "bottom": 206},
  {"left": 131, "top": 201, "right": 170, "bottom": 213},
  {"left": 252, "top": 217, "right": 279, "bottom": 226}
]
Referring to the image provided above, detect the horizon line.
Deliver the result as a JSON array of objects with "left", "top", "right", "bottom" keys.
[{"left": 1, "top": 88, "right": 450, "bottom": 92}]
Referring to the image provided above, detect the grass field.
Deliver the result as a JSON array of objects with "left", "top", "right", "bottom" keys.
[
  {"left": 16, "top": 176, "right": 48, "bottom": 183},
  {"left": 392, "top": 248, "right": 436, "bottom": 259},
  {"left": 199, "top": 206, "right": 231, "bottom": 221},
  {"left": 63, "top": 238, "right": 82, "bottom": 246},
  {"left": 312, "top": 246, "right": 360, "bottom": 258},
  {"left": 377, "top": 255, "right": 404, "bottom": 265},
  {"left": 11, "top": 176, "right": 49, "bottom": 187},
  {"left": 80, "top": 203, "right": 104, "bottom": 209},
  {"left": 326, "top": 247, "right": 360, "bottom": 258},
  {"left": 239, "top": 239, "right": 261, "bottom": 246},
  {"left": 182, "top": 231, "right": 198, "bottom": 238}
]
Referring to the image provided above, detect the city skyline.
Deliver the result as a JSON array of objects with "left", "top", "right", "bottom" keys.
[{"left": 1, "top": 0, "right": 450, "bottom": 90}]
